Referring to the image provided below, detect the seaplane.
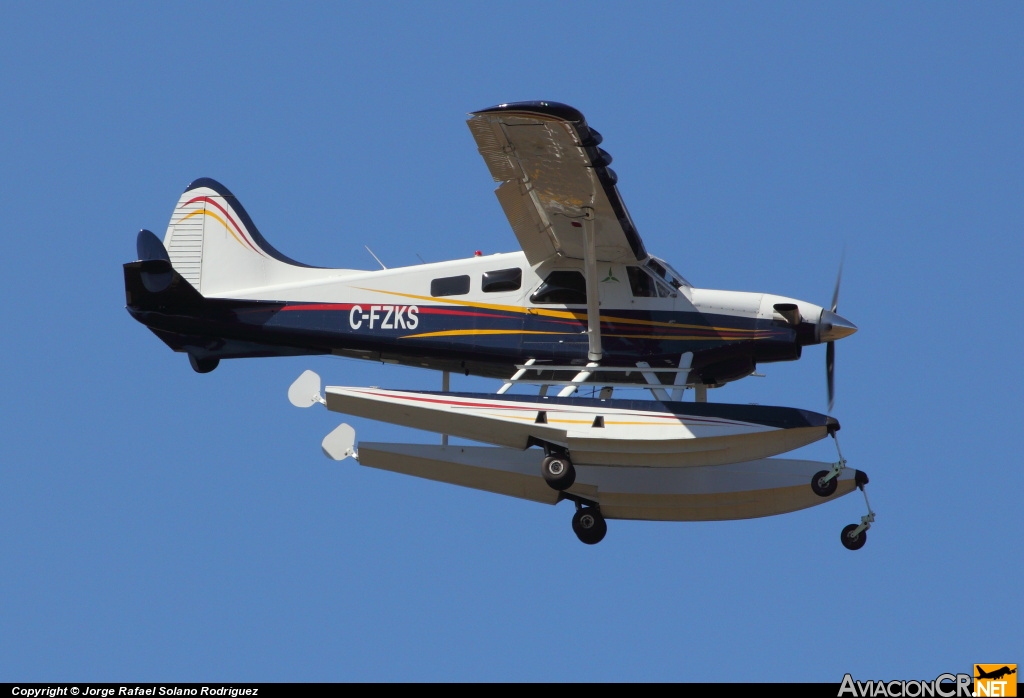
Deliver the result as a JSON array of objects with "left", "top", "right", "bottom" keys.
[{"left": 123, "top": 101, "right": 874, "bottom": 548}]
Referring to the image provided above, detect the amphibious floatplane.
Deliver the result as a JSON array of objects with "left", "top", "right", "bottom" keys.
[{"left": 124, "top": 101, "right": 874, "bottom": 547}]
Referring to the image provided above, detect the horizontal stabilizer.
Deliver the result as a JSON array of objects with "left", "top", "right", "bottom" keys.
[
  {"left": 137, "top": 229, "right": 171, "bottom": 261},
  {"left": 123, "top": 259, "right": 205, "bottom": 309},
  {"left": 136, "top": 229, "right": 173, "bottom": 292}
]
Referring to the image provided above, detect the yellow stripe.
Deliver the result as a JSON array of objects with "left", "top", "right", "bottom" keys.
[
  {"left": 400, "top": 329, "right": 764, "bottom": 341},
  {"left": 551, "top": 419, "right": 673, "bottom": 426},
  {"left": 355, "top": 286, "right": 760, "bottom": 334},
  {"left": 400, "top": 329, "right": 563, "bottom": 339},
  {"left": 354, "top": 286, "right": 545, "bottom": 316},
  {"left": 474, "top": 414, "right": 677, "bottom": 427},
  {"left": 604, "top": 333, "right": 772, "bottom": 340},
  {"left": 178, "top": 209, "right": 247, "bottom": 249}
]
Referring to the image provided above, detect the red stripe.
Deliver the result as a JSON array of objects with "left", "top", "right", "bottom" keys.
[
  {"left": 183, "top": 195, "right": 265, "bottom": 257},
  {"left": 356, "top": 390, "right": 540, "bottom": 411},
  {"left": 416, "top": 307, "right": 510, "bottom": 319},
  {"left": 280, "top": 304, "right": 515, "bottom": 321},
  {"left": 281, "top": 303, "right": 358, "bottom": 312},
  {"left": 350, "top": 390, "right": 749, "bottom": 426}
]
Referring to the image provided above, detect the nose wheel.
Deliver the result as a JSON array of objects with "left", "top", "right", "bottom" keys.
[
  {"left": 840, "top": 469, "right": 875, "bottom": 550},
  {"left": 841, "top": 523, "right": 867, "bottom": 550},
  {"left": 814, "top": 434, "right": 877, "bottom": 550}
]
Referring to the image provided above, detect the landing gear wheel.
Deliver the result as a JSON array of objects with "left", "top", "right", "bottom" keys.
[
  {"left": 572, "top": 507, "right": 607, "bottom": 545},
  {"left": 811, "top": 470, "right": 838, "bottom": 497},
  {"left": 841, "top": 523, "right": 867, "bottom": 551},
  {"left": 542, "top": 455, "right": 576, "bottom": 491},
  {"left": 189, "top": 354, "right": 220, "bottom": 374}
]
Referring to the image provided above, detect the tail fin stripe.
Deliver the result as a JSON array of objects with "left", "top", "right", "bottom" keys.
[
  {"left": 178, "top": 204, "right": 270, "bottom": 259},
  {"left": 183, "top": 195, "right": 246, "bottom": 240},
  {"left": 182, "top": 194, "right": 267, "bottom": 256},
  {"left": 176, "top": 209, "right": 259, "bottom": 256}
]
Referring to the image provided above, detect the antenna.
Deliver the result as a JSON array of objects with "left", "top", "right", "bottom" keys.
[
  {"left": 415, "top": 253, "right": 426, "bottom": 264},
  {"left": 364, "top": 246, "right": 387, "bottom": 269}
]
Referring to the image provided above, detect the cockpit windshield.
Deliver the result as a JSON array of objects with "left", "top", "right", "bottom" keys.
[{"left": 646, "top": 257, "right": 691, "bottom": 290}]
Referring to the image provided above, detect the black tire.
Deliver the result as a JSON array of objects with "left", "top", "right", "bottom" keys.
[
  {"left": 572, "top": 508, "right": 607, "bottom": 545},
  {"left": 188, "top": 354, "right": 220, "bottom": 374},
  {"left": 811, "top": 470, "right": 838, "bottom": 497},
  {"left": 841, "top": 523, "right": 867, "bottom": 551},
  {"left": 542, "top": 455, "right": 576, "bottom": 491}
]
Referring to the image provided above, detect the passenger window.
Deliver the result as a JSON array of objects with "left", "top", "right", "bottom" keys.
[
  {"left": 431, "top": 275, "right": 470, "bottom": 297},
  {"left": 482, "top": 268, "right": 522, "bottom": 293},
  {"left": 530, "top": 271, "right": 587, "bottom": 304}
]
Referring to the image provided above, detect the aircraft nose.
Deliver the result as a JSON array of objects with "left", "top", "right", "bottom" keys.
[{"left": 818, "top": 309, "right": 858, "bottom": 342}]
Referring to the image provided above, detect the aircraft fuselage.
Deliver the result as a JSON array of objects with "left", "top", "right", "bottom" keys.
[{"left": 125, "top": 249, "right": 843, "bottom": 387}]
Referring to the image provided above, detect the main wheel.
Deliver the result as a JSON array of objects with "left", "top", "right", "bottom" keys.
[
  {"left": 542, "top": 455, "right": 576, "bottom": 491},
  {"left": 840, "top": 523, "right": 867, "bottom": 550},
  {"left": 572, "top": 508, "right": 607, "bottom": 545},
  {"left": 811, "top": 470, "right": 838, "bottom": 497}
]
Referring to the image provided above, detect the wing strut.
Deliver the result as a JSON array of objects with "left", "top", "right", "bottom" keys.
[
  {"left": 582, "top": 207, "right": 603, "bottom": 362},
  {"left": 441, "top": 370, "right": 450, "bottom": 446}
]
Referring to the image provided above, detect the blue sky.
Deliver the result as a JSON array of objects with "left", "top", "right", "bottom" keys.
[{"left": 1, "top": 2, "right": 1021, "bottom": 682}]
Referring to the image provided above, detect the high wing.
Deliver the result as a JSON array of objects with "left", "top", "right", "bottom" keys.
[{"left": 467, "top": 101, "right": 648, "bottom": 267}]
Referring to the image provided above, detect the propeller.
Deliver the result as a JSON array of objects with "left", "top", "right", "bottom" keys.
[{"left": 826, "top": 257, "right": 844, "bottom": 412}]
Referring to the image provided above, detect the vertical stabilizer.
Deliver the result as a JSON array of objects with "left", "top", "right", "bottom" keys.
[{"left": 163, "top": 178, "right": 314, "bottom": 296}]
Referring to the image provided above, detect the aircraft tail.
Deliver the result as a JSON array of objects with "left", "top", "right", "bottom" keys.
[{"left": 163, "top": 178, "right": 318, "bottom": 296}]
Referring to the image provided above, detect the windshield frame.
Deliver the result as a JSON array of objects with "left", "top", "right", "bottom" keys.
[{"left": 647, "top": 256, "right": 692, "bottom": 291}]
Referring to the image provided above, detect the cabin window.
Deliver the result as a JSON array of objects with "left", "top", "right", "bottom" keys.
[
  {"left": 530, "top": 270, "right": 587, "bottom": 304},
  {"left": 431, "top": 275, "right": 470, "bottom": 297},
  {"left": 482, "top": 268, "right": 522, "bottom": 293}
]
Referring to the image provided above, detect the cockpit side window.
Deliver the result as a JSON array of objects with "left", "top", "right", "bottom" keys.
[
  {"left": 628, "top": 266, "right": 675, "bottom": 298},
  {"left": 627, "top": 266, "right": 657, "bottom": 297},
  {"left": 530, "top": 270, "right": 587, "bottom": 304}
]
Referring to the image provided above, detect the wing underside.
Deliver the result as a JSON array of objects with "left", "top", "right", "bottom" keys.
[{"left": 467, "top": 101, "right": 648, "bottom": 267}]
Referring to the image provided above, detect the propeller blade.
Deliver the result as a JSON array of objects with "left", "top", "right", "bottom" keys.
[
  {"left": 827, "top": 253, "right": 844, "bottom": 411},
  {"left": 830, "top": 255, "right": 844, "bottom": 313},
  {"left": 826, "top": 340, "right": 836, "bottom": 412}
]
